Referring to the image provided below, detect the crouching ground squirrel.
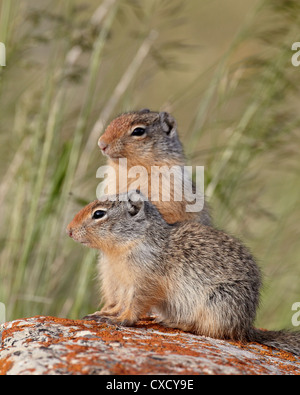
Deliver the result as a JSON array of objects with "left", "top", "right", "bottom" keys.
[
  {"left": 98, "top": 109, "right": 211, "bottom": 225},
  {"left": 67, "top": 191, "right": 300, "bottom": 356}
]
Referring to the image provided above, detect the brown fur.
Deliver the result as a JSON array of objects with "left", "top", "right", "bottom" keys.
[
  {"left": 98, "top": 110, "right": 211, "bottom": 225},
  {"left": 66, "top": 193, "right": 300, "bottom": 356}
]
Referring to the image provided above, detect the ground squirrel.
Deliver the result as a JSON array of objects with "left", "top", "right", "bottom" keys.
[
  {"left": 98, "top": 109, "right": 211, "bottom": 225},
  {"left": 67, "top": 191, "right": 300, "bottom": 357}
]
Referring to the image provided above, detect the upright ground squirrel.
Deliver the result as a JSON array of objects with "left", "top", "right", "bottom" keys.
[
  {"left": 98, "top": 109, "right": 211, "bottom": 225},
  {"left": 67, "top": 191, "right": 300, "bottom": 357}
]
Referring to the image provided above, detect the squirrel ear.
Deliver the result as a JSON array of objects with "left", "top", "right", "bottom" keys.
[
  {"left": 127, "top": 190, "right": 145, "bottom": 217},
  {"left": 159, "top": 112, "right": 177, "bottom": 136},
  {"left": 139, "top": 108, "right": 150, "bottom": 114}
]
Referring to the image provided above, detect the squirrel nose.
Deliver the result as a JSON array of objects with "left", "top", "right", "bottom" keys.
[
  {"left": 98, "top": 139, "right": 108, "bottom": 152},
  {"left": 66, "top": 226, "right": 73, "bottom": 238}
]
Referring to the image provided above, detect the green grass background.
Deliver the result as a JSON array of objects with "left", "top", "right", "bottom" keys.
[{"left": 0, "top": 0, "right": 300, "bottom": 331}]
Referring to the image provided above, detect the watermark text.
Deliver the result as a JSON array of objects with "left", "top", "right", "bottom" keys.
[
  {"left": 0, "top": 42, "right": 5, "bottom": 67},
  {"left": 291, "top": 302, "right": 300, "bottom": 327},
  {"left": 0, "top": 303, "right": 6, "bottom": 325},
  {"left": 96, "top": 159, "right": 205, "bottom": 213},
  {"left": 291, "top": 42, "right": 300, "bottom": 67}
]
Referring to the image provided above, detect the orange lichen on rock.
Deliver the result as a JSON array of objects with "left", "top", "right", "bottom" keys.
[
  {"left": 0, "top": 358, "right": 13, "bottom": 375},
  {"left": 0, "top": 316, "right": 299, "bottom": 375}
]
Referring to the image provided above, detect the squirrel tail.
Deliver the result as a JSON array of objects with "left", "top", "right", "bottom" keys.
[{"left": 247, "top": 328, "right": 300, "bottom": 356}]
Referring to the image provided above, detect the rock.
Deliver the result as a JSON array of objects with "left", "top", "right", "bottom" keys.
[{"left": 0, "top": 316, "right": 299, "bottom": 375}]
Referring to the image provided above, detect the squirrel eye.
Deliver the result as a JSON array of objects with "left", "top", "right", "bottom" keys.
[
  {"left": 131, "top": 127, "right": 146, "bottom": 137},
  {"left": 92, "top": 210, "right": 107, "bottom": 220}
]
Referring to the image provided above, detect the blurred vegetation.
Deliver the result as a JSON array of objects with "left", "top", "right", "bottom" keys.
[{"left": 0, "top": 0, "right": 299, "bottom": 330}]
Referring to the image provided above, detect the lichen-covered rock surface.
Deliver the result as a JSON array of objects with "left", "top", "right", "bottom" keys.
[{"left": 0, "top": 316, "right": 299, "bottom": 375}]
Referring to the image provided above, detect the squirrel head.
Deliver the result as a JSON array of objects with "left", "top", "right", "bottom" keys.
[
  {"left": 98, "top": 109, "right": 184, "bottom": 165},
  {"left": 67, "top": 191, "right": 165, "bottom": 252}
]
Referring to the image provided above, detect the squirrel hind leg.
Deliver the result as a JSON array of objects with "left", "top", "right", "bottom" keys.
[
  {"left": 155, "top": 317, "right": 196, "bottom": 333},
  {"left": 157, "top": 307, "right": 249, "bottom": 340}
]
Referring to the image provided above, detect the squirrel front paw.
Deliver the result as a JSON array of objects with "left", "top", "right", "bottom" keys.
[
  {"left": 82, "top": 313, "right": 112, "bottom": 323},
  {"left": 82, "top": 312, "right": 137, "bottom": 327},
  {"left": 104, "top": 316, "right": 137, "bottom": 327}
]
